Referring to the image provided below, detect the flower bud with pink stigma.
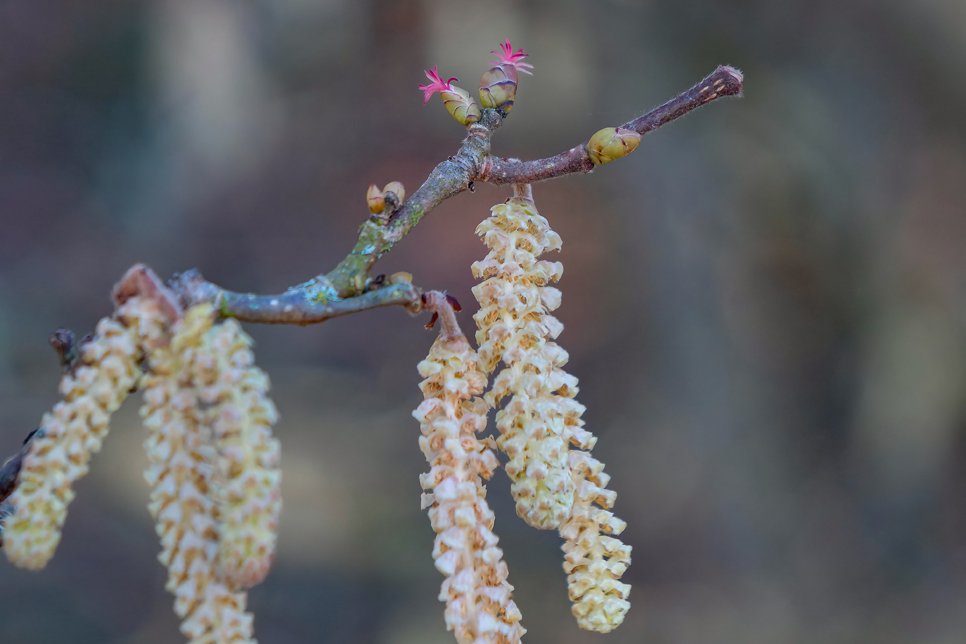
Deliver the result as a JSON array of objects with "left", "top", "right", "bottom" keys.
[
  {"left": 420, "top": 66, "right": 481, "bottom": 126},
  {"left": 479, "top": 39, "right": 533, "bottom": 116}
]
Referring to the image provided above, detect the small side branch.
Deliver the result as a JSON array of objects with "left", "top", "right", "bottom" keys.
[
  {"left": 484, "top": 65, "right": 743, "bottom": 185},
  {"left": 169, "top": 270, "right": 423, "bottom": 325}
]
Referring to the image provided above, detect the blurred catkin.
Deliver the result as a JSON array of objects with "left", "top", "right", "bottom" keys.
[
  {"left": 193, "top": 318, "right": 282, "bottom": 590},
  {"left": 3, "top": 300, "right": 157, "bottom": 569},
  {"left": 140, "top": 305, "right": 257, "bottom": 644}
]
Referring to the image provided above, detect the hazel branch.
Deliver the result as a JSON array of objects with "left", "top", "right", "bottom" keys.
[
  {"left": 168, "top": 269, "right": 424, "bottom": 326},
  {"left": 483, "top": 65, "right": 743, "bottom": 185},
  {"left": 163, "top": 66, "right": 740, "bottom": 326}
]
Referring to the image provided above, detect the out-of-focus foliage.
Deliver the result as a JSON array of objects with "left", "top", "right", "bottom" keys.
[{"left": 2, "top": 0, "right": 966, "bottom": 643}]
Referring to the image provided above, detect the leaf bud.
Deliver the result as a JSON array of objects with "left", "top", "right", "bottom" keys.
[
  {"left": 367, "top": 184, "right": 385, "bottom": 214},
  {"left": 586, "top": 127, "right": 641, "bottom": 165},
  {"left": 382, "top": 181, "right": 406, "bottom": 205}
]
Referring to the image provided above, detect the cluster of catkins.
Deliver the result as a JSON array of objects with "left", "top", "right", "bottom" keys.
[
  {"left": 1, "top": 270, "right": 281, "bottom": 644},
  {"left": 1, "top": 39, "right": 635, "bottom": 644},
  {"left": 414, "top": 41, "right": 633, "bottom": 641}
]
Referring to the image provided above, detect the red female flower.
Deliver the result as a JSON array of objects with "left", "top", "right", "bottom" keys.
[
  {"left": 419, "top": 66, "right": 459, "bottom": 104},
  {"left": 489, "top": 39, "right": 534, "bottom": 76},
  {"left": 419, "top": 66, "right": 481, "bottom": 126},
  {"left": 480, "top": 40, "right": 533, "bottom": 115}
]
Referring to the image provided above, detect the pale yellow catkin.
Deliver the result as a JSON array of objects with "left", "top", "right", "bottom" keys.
[
  {"left": 559, "top": 451, "right": 632, "bottom": 632},
  {"left": 191, "top": 318, "right": 281, "bottom": 590},
  {"left": 140, "top": 305, "right": 256, "bottom": 644},
  {"left": 472, "top": 198, "right": 632, "bottom": 631},
  {"left": 3, "top": 298, "right": 157, "bottom": 569},
  {"left": 472, "top": 199, "right": 595, "bottom": 530},
  {"left": 415, "top": 332, "right": 525, "bottom": 644}
]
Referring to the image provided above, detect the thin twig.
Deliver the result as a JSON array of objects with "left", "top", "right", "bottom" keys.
[
  {"left": 165, "top": 66, "right": 742, "bottom": 325},
  {"left": 169, "top": 269, "right": 423, "bottom": 325},
  {"left": 484, "top": 65, "right": 743, "bottom": 184},
  {"left": 422, "top": 291, "right": 464, "bottom": 342}
]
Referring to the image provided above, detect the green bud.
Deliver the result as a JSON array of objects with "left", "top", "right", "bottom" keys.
[
  {"left": 586, "top": 127, "right": 642, "bottom": 165},
  {"left": 479, "top": 65, "right": 518, "bottom": 114},
  {"left": 441, "top": 86, "right": 481, "bottom": 126}
]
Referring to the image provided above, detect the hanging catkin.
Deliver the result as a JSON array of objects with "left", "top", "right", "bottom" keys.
[
  {"left": 140, "top": 305, "right": 257, "bottom": 644},
  {"left": 415, "top": 292, "right": 525, "bottom": 644},
  {"left": 472, "top": 198, "right": 594, "bottom": 530},
  {"left": 4, "top": 298, "right": 160, "bottom": 569},
  {"left": 191, "top": 317, "right": 282, "bottom": 590}
]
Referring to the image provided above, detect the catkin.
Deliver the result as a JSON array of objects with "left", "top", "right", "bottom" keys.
[
  {"left": 415, "top": 330, "right": 525, "bottom": 644},
  {"left": 559, "top": 451, "right": 632, "bottom": 632},
  {"left": 3, "top": 302, "right": 153, "bottom": 569},
  {"left": 472, "top": 199, "right": 594, "bottom": 530},
  {"left": 140, "top": 305, "right": 256, "bottom": 644},
  {"left": 191, "top": 318, "right": 281, "bottom": 590}
]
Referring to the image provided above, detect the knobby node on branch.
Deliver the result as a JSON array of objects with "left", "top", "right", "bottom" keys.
[{"left": 0, "top": 39, "right": 741, "bottom": 644}]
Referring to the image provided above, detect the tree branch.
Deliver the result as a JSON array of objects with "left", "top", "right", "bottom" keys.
[
  {"left": 2, "top": 64, "right": 743, "bottom": 540},
  {"left": 169, "top": 269, "right": 423, "bottom": 326},
  {"left": 483, "top": 65, "right": 742, "bottom": 184},
  {"left": 165, "top": 66, "right": 742, "bottom": 325}
]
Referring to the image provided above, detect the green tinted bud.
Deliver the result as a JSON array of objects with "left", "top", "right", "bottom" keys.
[
  {"left": 586, "top": 127, "right": 642, "bottom": 165},
  {"left": 441, "top": 86, "right": 481, "bottom": 126},
  {"left": 479, "top": 65, "right": 518, "bottom": 113}
]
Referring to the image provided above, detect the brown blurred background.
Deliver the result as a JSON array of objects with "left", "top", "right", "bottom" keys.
[{"left": 3, "top": 0, "right": 966, "bottom": 642}]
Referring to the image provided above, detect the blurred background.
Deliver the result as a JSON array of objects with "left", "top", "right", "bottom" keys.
[{"left": 2, "top": 0, "right": 966, "bottom": 642}]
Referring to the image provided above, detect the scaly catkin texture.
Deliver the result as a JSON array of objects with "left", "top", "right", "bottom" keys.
[
  {"left": 3, "top": 299, "right": 155, "bottom": 569},
  {"left": 191, "top": 318, "right": 281, "bottom": 590},
  {"left": 141, "top": 305, "right": 256, "bottom": 644},
  {"left": 559, "top": 451, "right": 632, "bottom": 633},
  {"left": 415, "top": 332, "right": 525, "bottom": 644},
  {"left": 472, "top": 199, "right": 595, "bottom": 530}
]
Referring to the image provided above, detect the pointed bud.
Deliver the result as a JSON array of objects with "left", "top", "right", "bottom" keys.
[
  {"left": 419, "top": 67, "right": 481, "bottom": 126},
  {"left": 586, "top": 127, "right": 641, "bottom": 165},
  {"left": 367, "top": 184, "right": 385, "bottom": 214},
  {"left": 479, "top": 40, "right": 533, "bottom": 115},
  {"left": 441, "top": 85, "right": 481, "bottom": 125},
  {"left": 383, "top": 181, "right": 406, "bottom": 205}
]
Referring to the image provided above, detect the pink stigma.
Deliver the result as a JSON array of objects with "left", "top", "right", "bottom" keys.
[
  {"left": 418, "top": 66, "right": 459, "bottom": 104},
  {"left": 489, "top": 39, "right": 534, "bottom": 75}
]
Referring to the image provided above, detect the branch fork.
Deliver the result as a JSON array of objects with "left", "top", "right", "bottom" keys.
[{"left": 158, "top": 65, "right": 741, "bottom": 327}]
